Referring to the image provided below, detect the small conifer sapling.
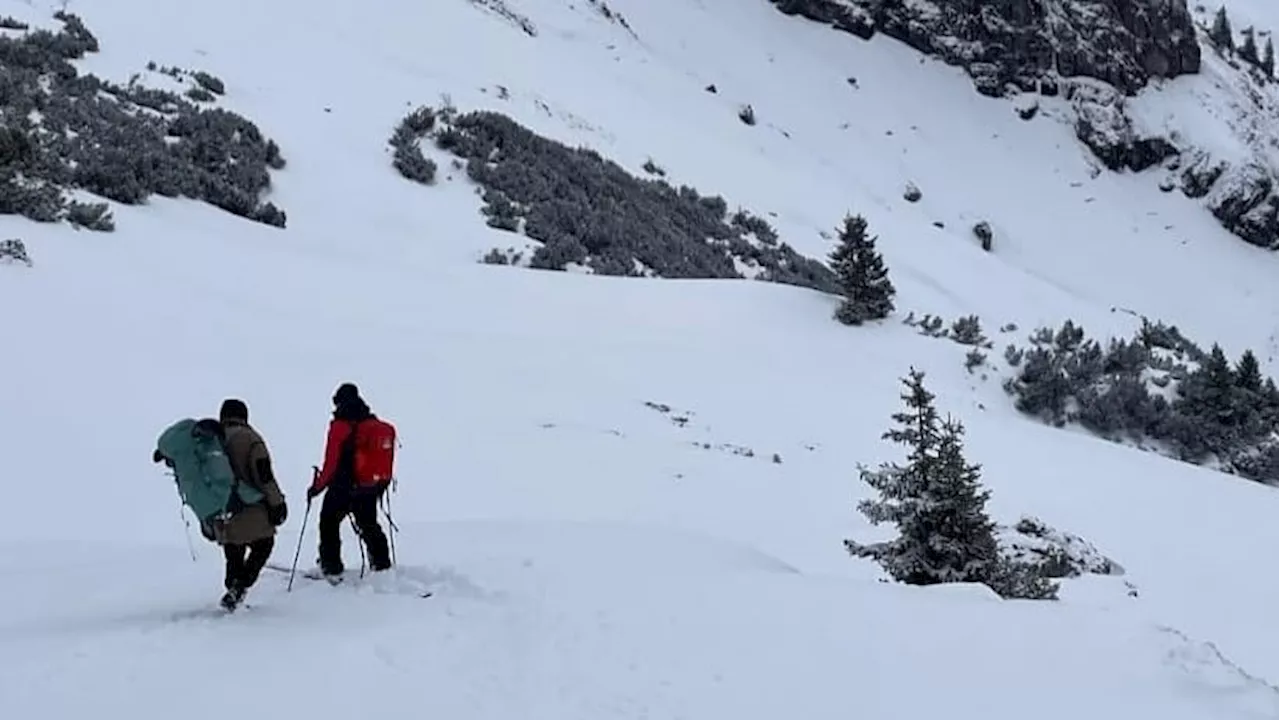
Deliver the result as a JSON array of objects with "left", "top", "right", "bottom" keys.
[
  {"left": 844, "top": 368, "right": 999, "bottom": 585},
  {"left": 828, "top": 214, "right": 895, "bottom": 326}
]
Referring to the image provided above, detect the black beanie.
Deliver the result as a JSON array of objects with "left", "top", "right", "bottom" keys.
[
  {"left": 220, "top": 398, "right": 249, "bottom": 422},
  {"left": 333, "top": 383, "right": 361, "bottom": 406}
]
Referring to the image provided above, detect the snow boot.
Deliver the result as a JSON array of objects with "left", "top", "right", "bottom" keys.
[{"left": 219, "top": 585, "right": 246, "bottom": 612}]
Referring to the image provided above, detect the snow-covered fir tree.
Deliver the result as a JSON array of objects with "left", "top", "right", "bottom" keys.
[
  {"left": 828, "top": 214, "right": 895, "bottom": 325},
  {"left": 1263, "top": 36, "right": 1276, "bottom": 77},
  {"left": 1239, "top": 27, "right": 1260, "bottom": 66},
  {"left": 844, "top": 368, "right": 999, "bottom": 586},
  {"left": 845, "top": 368, "right": 1059, "bottom": 597},
  {"left": 1210, "top": 7, "right": 1234, "bottom": 51}
]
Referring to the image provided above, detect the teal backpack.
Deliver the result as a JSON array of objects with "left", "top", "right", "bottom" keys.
[{"left": 155, "top": 418, "right": 264, "bottom": 523}]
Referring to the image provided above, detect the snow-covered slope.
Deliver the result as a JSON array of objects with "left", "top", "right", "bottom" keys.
[{"left": 1, "top": 0, "right": 1275, "bottom": 718}]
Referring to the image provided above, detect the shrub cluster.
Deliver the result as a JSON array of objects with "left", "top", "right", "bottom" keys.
[
  {"left": 904, "top": 312, "right": 994, "bottom": 371},
  {"left": 401, "top": 106, "right": 835, "bottom": 291},
  {"left": 0, "top": 12, "right": 287, "bottom": 231},
  {"left": 1003, "top": 318, "right": 1278, "bottom": 484},
  {"left": 388, "top": 106, "right": 438, "bottom": 185}
]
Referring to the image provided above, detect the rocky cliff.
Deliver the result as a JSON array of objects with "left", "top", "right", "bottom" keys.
[
  {"left": 775, "top": 0, "right": 1200, "bottom": 94},
  {"left": 772, "top": 0, "right": 1277, "bottom": 250}
]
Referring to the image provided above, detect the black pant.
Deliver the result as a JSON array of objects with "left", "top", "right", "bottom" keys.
[
  {"left": 224, "top": 537, "right": 274, "bottom": 591},
  {"left": 318, "top": 486, "right": 391, "bottom": 575}
]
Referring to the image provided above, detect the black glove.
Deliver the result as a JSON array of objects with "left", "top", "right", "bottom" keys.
[
  {"left": 268, "top": 502, "right": 288, "bottom": 527},
  {"left": 152, "top": 449, "right": 165, "bottom": 464},
  {"left": 306, "top": 485, "right": 323, "bottom": 501}
]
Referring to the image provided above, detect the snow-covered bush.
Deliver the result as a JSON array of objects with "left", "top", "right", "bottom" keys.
[
  {"left": 999, "top": 516, "right": 1122, "bottom": 578},
  {"left": 65, "top": 200, "right": 114, "bottom": 232},
  {"left": 641, "top": 158, "right": 666, "bottom": 177},
  {"left": 0, "top": 12, "right": 288, "bottom": 230},
  {"left": 903, "top": 312, "right": 994, "bottom": 350},
  {"left": 586, "top": 0, "right": 637, "bottom": 36},
  {"left": 984, "top": 556, "right": 1059, "bottom": 600},
  {"left": 388, "top": 106, "right": 439, "bottom": 185},
  {"left": 0, "top": 175, "right": 63, "bottom": 222},
  {"left": 950, "top": 315, "right": 989, "bottom": 346},
  {"left": 964, "top": 348, "right": 986, "bottom": 373},
  {"left": 481, "top": 247, "right": 515, "bottom": 265},
  {"left": 185, "top": 86, "right": 216, "bottom": 103},
  {"left": 1001, "top": 318, "right": 1279, "bottom": 484},
  {"left": 0, "top": 238, "right": 32, "bottom": 266},
  {"left": 191, "top": 70, "right": 225, "bottom": 96},
  {"left": 396, "top": 107, "right": 836, "bottom": 291},
  {"left": 467, "top": 0, "right": 537, "bottom": 37}
]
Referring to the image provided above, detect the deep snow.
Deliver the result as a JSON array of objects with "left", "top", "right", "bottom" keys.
[{"left": 1, "top": 0, "right": 1276, "bottom": 718}]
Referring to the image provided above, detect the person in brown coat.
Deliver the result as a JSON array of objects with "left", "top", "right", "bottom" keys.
[{"left": 217, "top": 398, "right": 288, "bottom": 610}]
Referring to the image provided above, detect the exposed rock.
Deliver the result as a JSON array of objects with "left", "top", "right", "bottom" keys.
[
  {"left": 1068, "top": 81, "right": 1178, "bottom": 171},
  {"left": 773, "top": 0, "right": 874, "bottom": 40},
  {"left": 973, "top": 220, "right": 993, "bottom": 251},
  {"left": 769, "top": 0, "right": 1200, "bottom": 96},
  {"left": 1180, "top": 153, "right": 1226, "bottom": 199},
  {"left": 1206, "top": 163, "right": 1279, "bottom": 249},
  {"left": 903, "top": 181, "right": 922, "bottom": 202},
  {"left": 770, "top": 1, "right": 1280, "bottom": 251}
]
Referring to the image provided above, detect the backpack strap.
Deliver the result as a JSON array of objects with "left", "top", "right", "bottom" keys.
[
  {"left": 220, "top": 424, "right": 259, "bottom": 511},
  {"left": 335, "top": 418, "right": 362, "bottom": 486}
]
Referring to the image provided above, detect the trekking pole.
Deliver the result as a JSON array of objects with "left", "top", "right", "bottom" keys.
[
  {"left": 287, "top": 496, "right": 313, "bottom": 592},
  {"left": 350, "top": 515, "right": 367, "bottom": 579},
  {"left": 178, "top": 501, "right": 197, "bottom": 562},
  {"left": 169, "top": 469, "right": 198, "bottom": 562},
  {"left": 381, "top": 486, "right": 399, "bottom": 567}
]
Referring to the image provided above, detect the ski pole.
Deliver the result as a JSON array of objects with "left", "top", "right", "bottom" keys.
[{"left": 287, "top": 496, "right": 312, "bottom": 592}]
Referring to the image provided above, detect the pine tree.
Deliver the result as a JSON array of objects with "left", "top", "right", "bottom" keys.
[
  {"left": 1261, "top": 377, "right": 1279, "bottom": 432},
  {"left": 1189, "top": 344, "right": 1237, "bottom": 422},
  {"left": 1235, "top": 349, "right": 1262, "bottom": 392},
  {"left": 1263, "top": 36, "right": 1276, "bottom": 77},
  {"left": 829, "top": 214, "right": 896, "bottom": 326},
  {"left": 844, "top": 368, "right": 999, "bottom": 586},
  {"left": 1231, "top": 349, "right": 1271, "bottom": 439},
  {"left": 1210, "top": 7, "right": 1234, "bottom": 51},
  {"left": 1170, "top": 343, "right": 1239, "bottom": 459},
  {"left": 926, "top": 416, "right": 1000, "bottom": 582},
  {"left": 1240, "top": 27, "right": 1260, "bottom": 65}
]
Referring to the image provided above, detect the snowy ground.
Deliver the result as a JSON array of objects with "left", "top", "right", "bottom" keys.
[{"left": 1, "top": 0, "right": 1276, "bottom": 718}]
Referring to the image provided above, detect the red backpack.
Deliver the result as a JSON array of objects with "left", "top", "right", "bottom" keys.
[{"left": 350, "top": 417, "right": 397, "bottom": 488}]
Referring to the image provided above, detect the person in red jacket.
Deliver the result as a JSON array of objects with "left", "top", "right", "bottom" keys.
[{"left": 307, "top": 383, "right": 393, "bottom": 580}]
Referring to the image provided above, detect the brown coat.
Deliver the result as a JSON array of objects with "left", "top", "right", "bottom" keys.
[{"left": 216, "top": 419, "right": 287, "bottom": 546}]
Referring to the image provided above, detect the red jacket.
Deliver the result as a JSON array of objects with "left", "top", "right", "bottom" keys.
[{"left": 312, "top": 419, "right": 357, "bottom": 493}]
